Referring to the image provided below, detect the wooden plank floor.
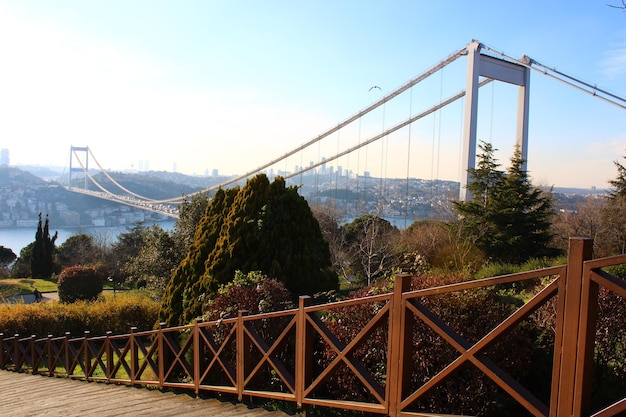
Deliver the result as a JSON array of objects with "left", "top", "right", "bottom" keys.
[{"left": 0, "top": 371, "right": 295, "bottom": 417}]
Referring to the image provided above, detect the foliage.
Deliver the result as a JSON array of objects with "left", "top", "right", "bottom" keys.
[
  {"left": 203, "top": 271, "right": 294, "bottom": 320},
  {"left": 0, "top": 246, "right": 16, "bottom": 267},
  {"left": 474, "top": 256, "right": 566, "bottom": 280},
  {"left": 11, "top": 243, "right": 34, "bottom": 278},
  {"left": 608, "top": 152, "right": 626, "bottom": 198},
  {"left": 30, "top": 213, "right": 58, "bottom": 279},
  {"left": 106, "top": 223, "right": 149, "bottom": 279},
  {"left": 160, "top": 174, "right": 338, "bottom": 326},
  {"left": 315, "top": 273, "right": 543, "bottom": 415},
  {"left": 0, "top": 292, "right": 160, "bottom": 337},
  {"left": 159, "top": 186, "right": 238, "bottom": 327},
  {"left": 453, "top": 142, "right": 557, "bottom": 264},
  {"left": 57, "top": 265, "right": 104, "bottom": 303},
  {"left": 0, "top": 246, "right": 17, "bottom": 278},
  {"left": 601, "top": 195, "right": 626, "bottom": 255},
  {"left": 173, "top": 191, "right": 211, "bottom": 250},
  {"left": 552, "top": 153, "right": 626, "bottom": 256},
  {"left": 342, "top": 214, "right": 400, "bottom": 286},
  {"left": 396, "top": 219, "right": 485, "bottom": 273},
  {"left": 56, "top": 234, "right": 101, "bottom": 270},
  {"left": 122, "top": 224, "right": 184, "bottom": 293}
]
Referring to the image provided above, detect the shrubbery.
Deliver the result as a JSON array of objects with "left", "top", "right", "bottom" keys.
[
  {"left": 57, "top": 265, "right": 104, "bottom": 303},
  {"left": 0, "top": 292, "right": 160, "bottom": 337}
]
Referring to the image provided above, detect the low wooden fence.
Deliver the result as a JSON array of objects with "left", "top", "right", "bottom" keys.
[{"left": 1, "top": 237, "right": 625, "bottom": 416}]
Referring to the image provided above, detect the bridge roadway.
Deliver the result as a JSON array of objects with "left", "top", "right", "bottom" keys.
[{"left": 0, "top": 370, "right": 294, "bottom": 417}]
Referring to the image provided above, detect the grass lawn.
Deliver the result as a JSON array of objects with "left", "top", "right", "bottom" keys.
[{"left": 0, "top": 278, "right": 58, "bottom": 298}]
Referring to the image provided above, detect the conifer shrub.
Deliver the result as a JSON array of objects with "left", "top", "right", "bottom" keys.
[
  {"left": 160, "top": 174, "right": 338, "bottom": 327},
  {"left": 57, "top": 265, "right": 104, "bottom": 303}
]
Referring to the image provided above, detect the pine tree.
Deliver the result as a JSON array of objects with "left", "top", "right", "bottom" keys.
[
  {"left": 30, "top": 213, "right": 58, "bottom": 279},
  {"left": 608, "top": 153, "right": 626, "bottom": 198},
  {"left": 159, "top": 174, "right": 338, "bottom": 326},
  {"left": 452, "top": 142, "right": 505, "bottom": 257},
  {"left": 496, "top": 146, "right": 555, "bottom": 263},
  {"left": 453, "top": 142, "right": 556, "bottom": 263}
]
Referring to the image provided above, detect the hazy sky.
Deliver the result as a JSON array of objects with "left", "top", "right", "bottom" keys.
[{"left": 0, "top": 1, "right": 624, "bottom": 189}]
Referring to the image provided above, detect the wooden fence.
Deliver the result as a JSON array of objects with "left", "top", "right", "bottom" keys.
[{"left": 1, "top": 237, "right": 625, "bottom": 416}]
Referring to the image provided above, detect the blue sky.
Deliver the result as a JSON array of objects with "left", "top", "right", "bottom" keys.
[{"left": 0, "top": 1, "right": 624, "bottom": 189}]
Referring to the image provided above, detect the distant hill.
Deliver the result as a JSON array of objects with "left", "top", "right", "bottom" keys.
[{"left": 88, "top": 171, "right": 203, "bottom": 200}]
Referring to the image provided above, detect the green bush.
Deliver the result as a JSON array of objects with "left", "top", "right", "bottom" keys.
[{"left": 57, "top": 265, "right": 104, "bottom": 303}]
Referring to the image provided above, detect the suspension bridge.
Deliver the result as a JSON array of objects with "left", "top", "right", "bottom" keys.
[{"left": 66, "top": 40, "right": 626, "bottom": 221}]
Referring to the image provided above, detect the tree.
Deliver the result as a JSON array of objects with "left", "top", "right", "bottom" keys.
[
  {"left": 122, "top": 224, "right": 183, "bottom": 292},
  {"left": 160, "top": 186, "right": 238, "bottom": 326},
  {"left": 608, "top": 153, "right": 626, "bottom": 198},
  {"left": 602, "top": 153, "right": 626, "bottom": 255},
  {"left": 453, "top": 142, "right": 556, "bottom": 263},
  {"left": 0, "top": 246, "right": 17, "bottom": 277},
  {"left": 173, "top": 191, "right": 211, "bottom": 250},
  {"left": 56, "top": 234, "right": 100, "bottom": 269},
  {"left": 0, "top": 246, "right": 16, "bottom": 268},
  {"left": 11, "top": 243, "right": 33, "bottom": 278},
  {"left": 106, "top": 223, "right": 149, "bottom": 280},
  {"left": 343, "top": 214, "right": 399, "bottom": 286},
  {"left": 495, "top": 146, "right": 556, "bottom": 262},
  {"left": 159, "top": 174, "right": 338, "bottom": 327},
  {"left": 30, "top": 213, "right": 58, "bottom": 279}
]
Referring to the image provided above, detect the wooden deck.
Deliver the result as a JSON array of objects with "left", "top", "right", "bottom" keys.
[{"left": 0, "top": 370, "right": 294, "bottom": 417}]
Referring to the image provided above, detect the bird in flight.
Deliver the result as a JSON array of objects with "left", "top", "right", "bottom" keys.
[{"left": 369, "top": 85, "right": 381, "bottom": 92}]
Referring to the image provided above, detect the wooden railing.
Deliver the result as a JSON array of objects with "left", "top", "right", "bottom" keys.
[{"left": 1, "top": 237, "right": 625, "bottom": 416}]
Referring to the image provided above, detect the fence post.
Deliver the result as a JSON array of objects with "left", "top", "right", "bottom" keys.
[
  {"left": 46, "top": 335, "right": 53, "bottom": 376},
  {"left": 83, "top": 330, "right": 91, "bottom": 378},
  {"left": 295, "top": 295, "right": 312, "bottom": 411},
  {"left": 573, "top": 241, "right": 600, "bottom": 416},
  {"left": 13, "top": 334, "right": 20, "bottom": 370},
  {"left": 105, "top": 331, "right": 113, "bottom": 381},
  {"left": 551, "top": 237, "right": 593, "bottom": 417},
  {"left": 158, "top": 322, "right": 166, "bottom": 389},
  {"left": 130, "top": 327, "right": 138, "bottom": 384},
  {"left": 29, "top": 335, "right": 36, "bottom": 374},
  {"left": 387, "top": 274, "right": 412, "bottom": 417},
  {"left": 236, "top": 310, "right": 249, "bottom": 402},
  {"left": 64, "top": 332, "right": 71, "bottom": 375},
  {"left": 193, "top": 318, "right": 202, "bottom": 396}
]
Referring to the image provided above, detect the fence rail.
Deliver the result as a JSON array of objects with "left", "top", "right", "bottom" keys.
[{"left": 1, "top": 237, "right": 625, "bottom": 416}]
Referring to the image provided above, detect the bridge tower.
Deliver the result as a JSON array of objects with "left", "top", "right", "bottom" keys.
[
  {"left": 69, "top": 146, "right": 89, "bottom": 190},
  {"left": 460, "top": 40, "right": 530, "bottom": 201}
]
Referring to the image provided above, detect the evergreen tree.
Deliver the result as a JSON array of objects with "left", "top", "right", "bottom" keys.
[
  {"left": 608, "top": 153, "right": 626, "bottom": 198},
  {"left": 159, "top": 174, "right": 338, "bottom": 326},
  {"left": 453, "top": 142, "right": 556, "bottom": 263},
  {"left": 452, "top": 142, "right": 505, "bottom": 257},
  {"left": 30, "top": 213, "right": 58, "bottom": 279},
  {"left": 602, "top": 152, "right": 626, "bottom": 254},
  {"left": 496, "top": 146, "right": 555, "bottom": 262}
]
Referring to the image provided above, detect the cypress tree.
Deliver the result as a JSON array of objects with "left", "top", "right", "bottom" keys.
[{"left": 31, "top": 213, "right": 58, "bottom": 279}]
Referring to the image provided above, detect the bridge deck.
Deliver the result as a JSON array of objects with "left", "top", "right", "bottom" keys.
[{"left": 0, "top": 370, "right": 293, "bottom": 417}]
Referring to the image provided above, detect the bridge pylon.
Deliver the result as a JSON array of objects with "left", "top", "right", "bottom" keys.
[
  {"left": 69, "top": 146, "right": 89, "bottom": 191},
  {"left": 460, "top": 40, "right": 530, "bottom": 201}
]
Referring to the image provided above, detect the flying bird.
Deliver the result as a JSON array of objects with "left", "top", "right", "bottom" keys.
[{"left": 368, "top": 85, "right": 381, "bottom": 92}]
